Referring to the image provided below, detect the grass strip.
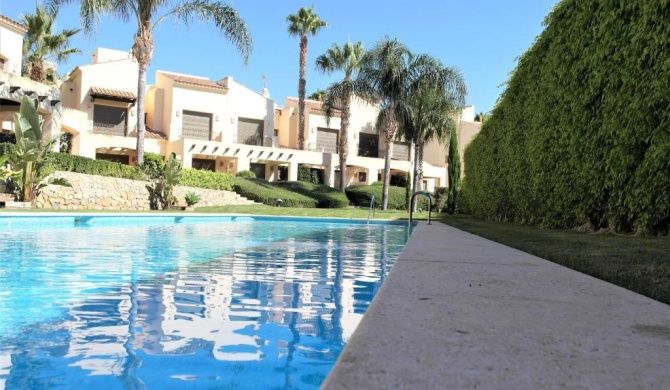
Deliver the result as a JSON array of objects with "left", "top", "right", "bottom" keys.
[{"left": 439, "top": 214, "right": 670, "bottom": 304}]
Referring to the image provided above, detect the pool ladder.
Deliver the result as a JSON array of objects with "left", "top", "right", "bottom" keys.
[
  {"left": 367, "top": 195, "right": 375, "bottom": 223},
  {"left": 409, "top": 191, "right": 432, "bottom": 225}
]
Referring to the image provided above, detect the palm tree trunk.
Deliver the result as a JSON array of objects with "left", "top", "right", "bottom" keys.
[
  {"left": 338, "top": 90, "right": 350, "bottom": 191},
  {"left": 298, "top": 35, "right": 307, "bottom": 150},
  {"left": 411, "top": 141, "right": 420, "bottom": 212},
  {"left": 30, "top": 63, "right": 47, "bottom": 83},
  {"left": 136, "top": 62, "right": 147, "bottom": 166},
  {"left": 132, "top": 23, "right": 154, "bottom": 167},
  {"left": 381, "top": 113, "right": 398, "bottom": 210}
]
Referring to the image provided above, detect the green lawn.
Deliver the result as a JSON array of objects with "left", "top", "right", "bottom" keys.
[
  {"left": 195, "top": 204, "right": 427, "bottom": 220},
  {"left": 439, "top": 214, "right": 670, "bottom": 304}
]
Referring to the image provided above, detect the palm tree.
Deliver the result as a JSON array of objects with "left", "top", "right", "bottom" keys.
[
  {"left": 307, "top": 88, "right": 326, "bottom": 101},
  {"left": 396, "top": 55, "right": 466, "bottom": 208},
  {"left": 286, "top": 6, "right": 327, "bottom": 150},
  {"left": 354, "top": 37, "right": 411, "bottom": 210},
  {"left": 21, "top": 4, "right": 81, "bottom": 84},
  {"left": 316, "top": 40, "right": 365, "bottom": 192},
  {"left": 47, "top": 0, "right": 253, "bottom": 166}
]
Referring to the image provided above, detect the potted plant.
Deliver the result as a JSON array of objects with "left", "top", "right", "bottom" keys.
[{"left": 184, "top": 192, "right": 200, "bottom": 211}]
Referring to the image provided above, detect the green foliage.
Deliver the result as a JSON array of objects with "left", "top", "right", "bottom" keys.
[
  {"left": 275, "top": 181, "right": 349, "bottom": 208},
  {"left": 236, "top": 170, "right": 256, "bottom": 178},
  {"left": 6, "top": 96, "right": 71, "bottom": 202},
  {"left": 140, "top": 152, "right": 164, "bottom": 178},
  {"left": 390, "top": 174, "right": 407, "bottom": 187},
  {"left": 234, "top": 178, "right": 317, "bottom": 208},
  {"left": 0, "top": 143, "right": 12, "bottom": 156},
  {"left": 51, "top": 153, "right": 142, "bottom": 179},
  {"left": 184, "top": 191, "right": 201, "bottom": 206},
  {"left": 434, "top": 187, "right": 449, "bottom": 213},
  {"left": 297, "top": 164, "right": 322, "bottom": 184},
  {"left": 346, "top": 184, "right": 407, "bottom": 210},
  {"left": 181, "top": 169, "right": 234, "bottom": 191},
  {"left": 58, "top": 133, "right": 73, "bottom": 154},
  {"left": 447, "top": 132, "right": 460, "bottom": 214},
  {"left": 146, "top": 153, "right": 182, "bottom": 210},
  {"left": 461, "top": 0, "right": 670, "bottom": 234}
]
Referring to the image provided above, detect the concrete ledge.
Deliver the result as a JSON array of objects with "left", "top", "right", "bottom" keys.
[{"left": 322, "top": 222, "right": 670, "bottom": 389}]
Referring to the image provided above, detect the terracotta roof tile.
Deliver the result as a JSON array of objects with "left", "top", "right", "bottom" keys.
[
  {"left": 90, "top": 87, "right": 137, "bottom": 101},
  {"left": 0, "top": 15, "right": 28, "bottom": 32},
  {"left": 163, "top": 73, "right": 228, "bottom": 91},
  {"left": 145, "top": 126, "right": 167, "bottom": 140}
]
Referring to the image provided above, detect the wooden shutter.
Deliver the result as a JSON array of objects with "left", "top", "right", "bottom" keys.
[
  {"left": 182, "top": 110, "right": 212, "bottom": 140},
  {"left": 317, "top": 127, "right": 338, "bottom": 154},
  {"left": 237, "top": 118, "right": 263, "bottom": 145},
  {"left": 392, "top": 141, "right": 410, "bottom": 161},
  {"left": 93, "top": 105, "right": 127, "bottom": 136}
]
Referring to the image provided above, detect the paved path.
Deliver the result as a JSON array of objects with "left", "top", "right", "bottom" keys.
[{"left": 322, "top": 222, "right": 670, "bottom": 389}]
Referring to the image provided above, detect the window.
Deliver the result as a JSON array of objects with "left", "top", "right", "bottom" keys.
[
  {"left": 96, "top": 153, "right": 129, "bottom": 165},
  {"left": 250, "top": 163, "right": 266, "bottom": 179},
  {"left": 93, "top": 105, "right": 127, "bottom": 136},
  {"left": 316, "top": 127, "right": 338, "bottom": 154},
  {"left": 237, "top": 118, "right": 263, "bottom": 145},
  {"left": 182, "top": 110, "right": 212, "bottom": 140},
  {"left": 358, "top": 133, "right": 379, "bottom": 157},
  {"left": 192, "top": 158, "right": 215, "bottom": 172}
]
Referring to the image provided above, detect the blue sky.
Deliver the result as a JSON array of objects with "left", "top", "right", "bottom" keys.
[{"left": 1, "top": 0, "right": 558, "bottom": 114}]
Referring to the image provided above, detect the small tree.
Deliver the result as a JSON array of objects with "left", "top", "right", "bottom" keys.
[
  {"left": 7, "top": 96, "right": 70, "bottom": 203},
  {"left": 146, "top": 153, "right": 182, "bottom": 210}
]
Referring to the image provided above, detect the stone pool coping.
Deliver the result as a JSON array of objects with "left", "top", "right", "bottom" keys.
[{"left": 321, "top": 221, "right": 670, "bottom": 389}]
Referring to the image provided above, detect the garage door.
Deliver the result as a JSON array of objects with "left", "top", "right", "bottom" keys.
[
  {"left": 317, "top": 127, "right": 338, "bottom": 154},
  {"left": 182, "top": 110, "right": 212, "bottom": 140},
  {"left": 237, "top": 118, "right": 263, "bottom": 145}
]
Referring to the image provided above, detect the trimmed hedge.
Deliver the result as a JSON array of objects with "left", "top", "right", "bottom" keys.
[
  {"left": 233, "top": 178, "right": 317, "bottom": 208},
  {"left": 181, "top": 169, "right": 234, "bottom": 191},
  {"left": 461, "top": 0, "right": 670, "bottom": 234},
  {"left": 346, "top": 184, "right": 408, "bottom": 210},
  {"left": 51, "top": 153, "right": 143, "bottom": 179},
  {"left": 236, "top": 170, "right": 256, "bottom": 178},
  {"left": 275, "top": 181, "right": 349, "bottom": 208},
  {"left": 0, "top": 133, "right": 16, "bottom": 144}
]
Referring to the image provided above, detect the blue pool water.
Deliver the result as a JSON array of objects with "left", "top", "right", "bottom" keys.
[{"left": 0, "top": 215, "right": 412, "bottom": 389}]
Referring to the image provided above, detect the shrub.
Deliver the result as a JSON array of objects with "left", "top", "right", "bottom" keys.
[
  {"left": 390, "top": 174, "right": 407, "bottom": 187},
  {"left": 275, "top": 181, "right": 349, "bottom": 208},
  {"left": 181, "top": 169, "right": 234, "bottom": 191},
  {"left": 237, "top": 170, "right": 256, "bottom": 178},
  {"left": 140, "top": 152, "right": 165, "bottom": 179},
  {"left": 434, "top": 187, "right": 448, "bottom": 213},
  {"left": 297, "top": 164, "right": 322, "bottom": 184},
  {"left": 346, "top": 184, "right": 407, "bottom": 210},
  {"left": 0, "top": 143, "right": 12, "bottom": 156},
  {"left": 234, "top": 178, "right": 317, "bottom": 208},
  {"left": 51, "top": 153, "right": 143, "bottom": 179},
  {"left": 184, "top": 192, "right": 201, "bottom": 206}
]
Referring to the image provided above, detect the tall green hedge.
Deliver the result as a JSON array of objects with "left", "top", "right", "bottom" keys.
[
  {"left": 461, "top": 0, "right": 670, "bottom": 234},
  {"left": 51, "top": 153, "right": 143, "bottom": 179},
  {"left": 346, "top": 184, "right": 408, "bottom": 210},
  {"left": 181, "top": 169, "right": 234, "bottom": 191},
  {"left": 233, "top": 178, "right": 318, "bottom": 207}
]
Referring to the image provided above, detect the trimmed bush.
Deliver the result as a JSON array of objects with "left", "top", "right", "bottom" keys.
[
  {"left": 237, "top": 170, "right": 256, "bottom": 178},
  {"left": 140, "top": 152, "right": 165, "bottom": 178},
  {"left": 434, "top": 187, "right": 448, "bottom": 213},
  {"left": 346, "top": 184, "right": 407, "bottom": 210},
  {"left": 51, "top": 153, "right": 142, "bottom": 179},
  {"left": 297, "top": 164, "right": 322, "bottom": 184},
  {"left": 275, "top": 181, "right": 349, "bottom": 208},
  {"left": 181, "top": 169, "right": 234, "bottom": 191},
  {"left": 390, "top": 174, "right": 407, "bottom": 188},
  {"left": 234, "top": 178, "right": 317, "bottom": 207},
  {"left": 461, "top": 0, "right": 670, "bottom": 234}
]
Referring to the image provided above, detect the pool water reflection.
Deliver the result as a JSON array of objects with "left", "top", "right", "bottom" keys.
[{"left": 0, "top": 217, "right": 410, "bottom": 389}]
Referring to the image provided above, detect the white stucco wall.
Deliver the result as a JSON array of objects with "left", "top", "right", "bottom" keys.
[
  {"left": 0, "top": 20, "right": 25, "bottom": 75},
  {"left": 220, "top": 77, "right": 276, "bottom": 144}
]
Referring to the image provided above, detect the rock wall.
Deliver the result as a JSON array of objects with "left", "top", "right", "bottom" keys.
[{"left": 34, "top": 171, "right": 253, "bottom": 210}]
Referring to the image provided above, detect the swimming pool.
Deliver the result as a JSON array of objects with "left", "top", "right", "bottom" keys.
[{"left": 0, "top": 215, "right": 412, "bottom": 389}]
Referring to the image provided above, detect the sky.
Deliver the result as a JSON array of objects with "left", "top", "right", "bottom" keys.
[{"left": 1, "top": 0, "right": 559, "bottom": 114}]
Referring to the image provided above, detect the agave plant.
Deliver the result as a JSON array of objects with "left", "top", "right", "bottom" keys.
[
  {"left": 184, "top": 192, "right": 201, "bottom": 206},
  {"left": 7, "top": 96, "right": 70, "bottom": 203}
]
